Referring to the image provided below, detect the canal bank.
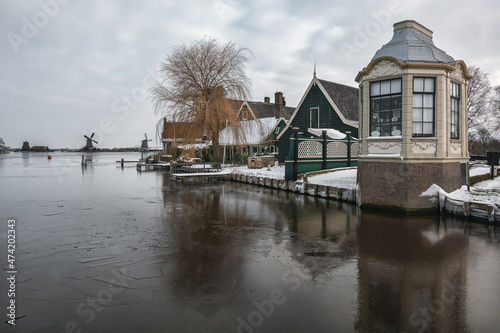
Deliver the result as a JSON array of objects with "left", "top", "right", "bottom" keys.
[
  {"left": 227, "top": 165, "right": 500, "bottom": 224},
  {"left": 229, "top": 168, "right": 356, "bottom": 203}
]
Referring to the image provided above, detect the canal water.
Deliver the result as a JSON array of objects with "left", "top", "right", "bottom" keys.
[{"left": 0, "top": 152, "right": 499, "bottom": 332}]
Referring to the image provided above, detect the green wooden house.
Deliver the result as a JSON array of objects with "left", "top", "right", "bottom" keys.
[{"left": 277, "top": 74, "right": 359, "bottom": 164}]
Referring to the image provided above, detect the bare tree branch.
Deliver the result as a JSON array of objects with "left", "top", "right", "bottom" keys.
[
  {"left": 492, "top": 85, "right": 500, "bottom": 126},
  {"left": 150, "top": 37, "right": 252, "bottom": 159},
  {"left": 467, "top": 65, "right": 491, "bottom": 129}
]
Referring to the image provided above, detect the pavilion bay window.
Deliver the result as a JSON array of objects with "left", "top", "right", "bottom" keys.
[
  {"left": 450, "top": 82, "right": 460, "bottom": 139},
  {"left": 412, "top": 77, "right": 435, "bottom": 137},
  {"left": 369, "top": 78, "right": 402, "bottom": 137}
]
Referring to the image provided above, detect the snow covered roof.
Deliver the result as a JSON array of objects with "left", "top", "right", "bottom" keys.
[
  {"left": 308, "top": 128, "right": 348, "bottom": 140},
  {"left": 219, "top": 117, "right": 279, "bottom": 145},
  {"left": 177, "top": 142, "right": 212, "bottom": 150}
]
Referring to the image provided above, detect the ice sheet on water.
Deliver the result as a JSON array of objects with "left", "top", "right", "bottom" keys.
[{"left": 77, "top": 256, "right": 115, "bottom": 263}]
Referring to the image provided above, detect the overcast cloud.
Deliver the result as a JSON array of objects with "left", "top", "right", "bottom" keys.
[{"left": 1, "top": 0, "right": 499, "bottom": 149}]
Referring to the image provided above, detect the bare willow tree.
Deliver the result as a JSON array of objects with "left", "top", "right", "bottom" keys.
[
  {"left": 467, "top": 65, "right": 491, "bottom": 129},
  {"left": 150, "top": 38, "right": 252, "bottom": 160}
]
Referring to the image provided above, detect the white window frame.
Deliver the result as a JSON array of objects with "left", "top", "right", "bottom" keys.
[{"left": 450, "top": 82, "right": 460, "bottom": 140}]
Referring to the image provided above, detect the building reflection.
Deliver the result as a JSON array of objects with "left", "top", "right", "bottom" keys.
[
  {"left": 158, "top": 176, "right": 290, "bottom": 316},
  {"left": 157, "top": 175, "right": 473, "bottom": 331},
  {"left": 282, "top": 195, "right": 359, "bottom": 281},
  {"left": 356, "top": 211, "right": 469, "bottom": 333}
]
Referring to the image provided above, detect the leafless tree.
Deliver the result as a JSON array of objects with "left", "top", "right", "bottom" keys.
[
  {"left": 491, "top": 85, "right": 500, "bottom": 127},
  {"left": 472, "top": 126, "right": 492, "bottom": 155},
  {"left": 467, "top": 65, "right": 491, "bottom": 129},
  {"left": 150, "top": 37, "right": 252, "bottom": 160},
  {"left": 0, "top": 137, "right": 5, "bottom": 147}
]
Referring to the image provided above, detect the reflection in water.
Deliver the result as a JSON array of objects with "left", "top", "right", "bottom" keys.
[
  {"left": 286, "top": 198, "right": 359, "bottom": 281},
  {"left": 154, "top": 173, "right": 493, "bottom": 332},
  {"left": 356, "top": 212, "right": 469, "bottom": 333},
  {"left": 159, "top": 174, "right": 286, "bottom": 317},
  {"left": 22, "top": 151, "right": 30, "bottom": 167}
]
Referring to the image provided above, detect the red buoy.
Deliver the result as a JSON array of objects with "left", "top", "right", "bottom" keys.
[{"left": 48, "top": 155, "right": 52, "bottom": 159}]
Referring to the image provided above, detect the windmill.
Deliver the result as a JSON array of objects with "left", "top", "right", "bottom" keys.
[
  {"left": 140, "top": 133, "right": 152, "bottom": 161},
  {"left": 141, "top": 133, "right": 152, "bottom": 150},
  {"left": 83, "top": 133, "right": 98, "bottom": 150}
]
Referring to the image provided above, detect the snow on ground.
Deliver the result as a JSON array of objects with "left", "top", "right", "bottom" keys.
[
  {"left": 228, "top": 163, "right": 357, "bottom": 189},
  {"left": 307, "top": 169, "right": 357, "bottom": 189},
  {"left": 469, "top": 166, "right": 491, "bottom": 177},
  {"left": 420, "top": 184, "right": 443, "bottom": 197},
  {"left": 228, "top": 163, "right": 285, "bottom": 179},
  {"left": 448, "top": 177, "right": 500, "bottom": 206}
]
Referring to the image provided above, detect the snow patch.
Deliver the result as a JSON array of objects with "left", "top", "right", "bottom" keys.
[
  {"left": 420, "top": 184, "right": 443, "bottom": 197},
  {"left": 307, "top": 128, "right": 347, "bottom": 140},
  {"left": 469, "top": 166, "right": 490, "bottom": 177},
  {"left": 219, "top": 117, "right": 278, "bottom": 145}
]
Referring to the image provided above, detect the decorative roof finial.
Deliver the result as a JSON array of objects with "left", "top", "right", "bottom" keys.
[{"left": 313, "top": 61, "right": 317, "bottom": 78}]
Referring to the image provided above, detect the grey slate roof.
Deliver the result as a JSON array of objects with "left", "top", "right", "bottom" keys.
[
  {"left": 318, "top": 79, "right": 359, "bottom": 122},
  {"left": 372, "top": 21, "right": 455, "bottom": 64},
  {"left": 246, "top": 101, "right": 295, "bottom": 120}
]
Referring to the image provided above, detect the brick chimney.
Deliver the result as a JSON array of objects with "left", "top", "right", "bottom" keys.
[
  {"left": 274, "top": 92, "right": 283, "bottom": 118},
  {"left": 264, "top": 96, "right": 270, "bottom": 104}
]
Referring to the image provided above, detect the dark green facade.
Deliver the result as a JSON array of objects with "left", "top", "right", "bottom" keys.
[
  {"left": 270, "top": 118, "right": 287, "bottom": 151},
  {"left": 278, "top": 81, "right": 358, "bottom": 163},
  {"left": 284, "top": 133, "right": 358, "bottom": 180}
]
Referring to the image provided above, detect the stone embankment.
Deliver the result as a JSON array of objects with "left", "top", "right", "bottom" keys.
[{"left": 229, "top": 172, "right": 356, "bottom": 203}]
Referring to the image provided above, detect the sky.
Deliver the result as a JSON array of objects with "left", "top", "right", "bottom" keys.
[{"left": 1, "top": 0, "right": 500, "bottom": 149}]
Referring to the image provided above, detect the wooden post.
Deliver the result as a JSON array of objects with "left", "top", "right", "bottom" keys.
[
  {"left": 121, "top": 158, "right": 124, "bottom": 168},
  {"left": 293, "top": 127, "right": 299, "bottom": 181},
  {"left": 322, "top": 129, "right": 327, "bottom": 170}
]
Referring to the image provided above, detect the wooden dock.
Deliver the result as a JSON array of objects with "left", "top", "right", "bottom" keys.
[
  {"left": 136, "top": 162, "right": 170, "bottom": 172},
  {"left": 170, "top": 172, "right": 230, "bottom": 183},
  {"left": 170, "top": 162, "right": 222, "bottom": 173}
]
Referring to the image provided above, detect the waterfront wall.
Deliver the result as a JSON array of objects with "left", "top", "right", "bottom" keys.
[
  {"left": 357, "top": 161, "right": 462, "bottom": 213},
  {"left": 229, "top": 172, "right": 356, "bottom": 203},
  {"left": 229, "top": 170, "right": 498, "bottom": 224}
]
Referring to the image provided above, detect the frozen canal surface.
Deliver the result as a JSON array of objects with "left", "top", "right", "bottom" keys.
[{"left": 1, "top": 152, "right": 499, "bottom": 333}]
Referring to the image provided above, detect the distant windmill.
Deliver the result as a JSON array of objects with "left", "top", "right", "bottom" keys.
[
  {"left": 83, "top": 133, "right": 98, "bottom": 150},
  {"left": 140, "top": 133, "right": 152, "bottom": 161},
  {"left": 141, "top": 133, "right": 152, "bottom": 150}
]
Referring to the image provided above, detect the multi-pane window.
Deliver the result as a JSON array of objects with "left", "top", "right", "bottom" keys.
[
  {"left": 412, "top": 77, "right": 435, "bottom": 137},
  {"left": 310, "top": 107, "right": 319, "bottom": 128},
  {"left": 450, "top": 82, "right": 460, "bottom": 139},
  {"left": 370, "top": 78, "right": 402, "bottom": 136}
]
